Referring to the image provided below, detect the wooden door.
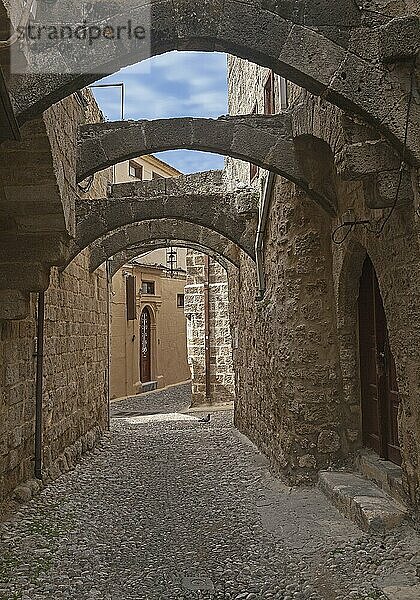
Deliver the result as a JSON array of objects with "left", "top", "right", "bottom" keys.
[
  {"left": 140, "top": 307, "right": 152, "bottom": 383},
  {"left": 358, "top": 257, "right": 401, "bottom": 465}
]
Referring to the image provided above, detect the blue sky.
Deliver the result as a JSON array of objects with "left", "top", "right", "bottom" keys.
[{"left": 92, "top": 52, "right": 228, "bottom": 174}]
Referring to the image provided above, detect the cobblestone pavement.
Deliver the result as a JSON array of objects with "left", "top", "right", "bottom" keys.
[{"left": 1, "top": 384, "right": 419, "bottom": 600}]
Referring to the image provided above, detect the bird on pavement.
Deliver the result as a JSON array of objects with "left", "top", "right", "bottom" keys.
[{"left": 198, "top": 413, "right": 211, "bottom": 423}]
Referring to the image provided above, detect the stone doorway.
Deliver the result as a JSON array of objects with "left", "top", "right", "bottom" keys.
[{"left": 358, "top": 256, "right": 401, "bottom": 466}]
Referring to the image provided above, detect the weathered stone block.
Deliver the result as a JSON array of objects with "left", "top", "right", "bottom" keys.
[
  {"left": 336, "top": 140, "right": 400, "bottom": 180},
  {"left": 379, "top": 16, "right": 420, "bottom": 63},
  {"left": 13, "top": 485, "right": 32, "bottom": 503}
]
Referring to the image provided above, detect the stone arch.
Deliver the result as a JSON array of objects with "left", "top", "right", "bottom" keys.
[
  {"left": 108, "top": 241, "right": 233, "bottom": 278},
  {"left": 77, "top": 115, "right": 336, "bottom": 214},
  {"left": 335, "top": 238, "right": 411, "bottom": 454},
  {"left": 292, "top": 93, "right": 347, "bottom": 157},
  {"left": 293, "top": 134, "right": 339, "bottom": 210},
  {"left": 87, "top": 219, "right": 241, "bottom": 273},
  {"left": 70, "top": 171, "right": 257, "bottom": 265},
  {"left": 8, "top": 1, "right": 418, "bottom": 161}
]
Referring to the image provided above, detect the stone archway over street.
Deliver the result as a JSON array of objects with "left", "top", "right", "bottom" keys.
[
  {"left": 78, "top": 115, "right": 338, "bottom": 214},
  {"left": 69, "top": 171, "right": 258, "bottom": 265},
  {"left": 88, "top": 219, "right": 241, "bottom": 273},
  {"left": 8, "top": 0, "right": 419, "bottom": 162}
]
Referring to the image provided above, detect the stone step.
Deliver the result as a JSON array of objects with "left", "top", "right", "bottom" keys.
[
  {"left": 357, "top": 449, "right": 406, "bottom": 504},
  {"left": 318, "top": 471, "right": 408, "bottom": 532},
  {"left": 141, "top": 381, "right": 158, "bottom": 393}
]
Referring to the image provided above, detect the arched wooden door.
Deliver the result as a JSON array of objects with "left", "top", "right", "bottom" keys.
[
  {"left": 358, "top": 257, "right": 401, "bottom": 465},
  {"left": 140, "top": 307, "right": 152, "bottom": 383}
]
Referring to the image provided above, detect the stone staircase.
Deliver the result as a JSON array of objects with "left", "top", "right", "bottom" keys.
[{"left": 319, "top": 455, "right": 409, "bottom": 532}]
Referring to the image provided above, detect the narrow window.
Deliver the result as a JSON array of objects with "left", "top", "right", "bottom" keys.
[
  {"left": 279, "top": 76, "right": 289, "bottom": 111},
  {"left": 126, "top": 275, "right": 136, "bottom": 321},
  {"left": 152, "top": 171, "right": 163, "bottom": 179},
  {"left": 129, "top": 162, "right": 143, "bottom": 179},
  {"left": 177, "top": 294, "right": 185, "bottom": 308},
  {"left": 249, "top": 103, "right": 259, "bottom": 182},
  {"left": 264, "top": 70, "right": 275, "bottom": 115},
  {"left": 141, "top": 281, "right": 155, "bottom": 295}
]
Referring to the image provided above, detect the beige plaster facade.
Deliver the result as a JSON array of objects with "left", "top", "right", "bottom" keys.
[
  {"left": 109, "top": 153, "right": 190, "bottom": 399},
  {"left": 113, "top": 153, "right": 181, "bottom": 185},
  {"left": 110, "top": 264, "right": 190, "bottom": 399}
]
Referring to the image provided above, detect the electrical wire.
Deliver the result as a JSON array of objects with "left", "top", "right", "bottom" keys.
[
  {"left": 332, "top": 222, "right": 355, "bottom": 245},
  {"left": 372, "top": 57, "right": 416, "bottom": 236}
]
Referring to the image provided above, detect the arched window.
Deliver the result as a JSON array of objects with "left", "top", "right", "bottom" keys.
[{"left": 140, "top": 307, "right": 152, "bottom": 383}]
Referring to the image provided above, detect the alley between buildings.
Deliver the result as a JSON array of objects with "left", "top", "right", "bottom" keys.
[{"left": 0, "top": 384, "right": 419, "bottom": 600}]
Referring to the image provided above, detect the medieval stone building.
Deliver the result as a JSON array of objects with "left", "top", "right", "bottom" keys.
[
  {"left": 0, "top": 1, "right": 419, "bottom": 528},
  {"left": 184, "top": 251, "right": 235, "bottom": 407}
]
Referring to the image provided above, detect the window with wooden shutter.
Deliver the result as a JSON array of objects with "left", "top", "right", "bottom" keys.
[
  {"left": 264, "top": 71, "right": 275, "bottom": 115},
  {"left": 279, "top": 76, "right": 289, "bottom": 111},
  {"left": 126, "top": 275, "right": 136, "bottom": 321}
]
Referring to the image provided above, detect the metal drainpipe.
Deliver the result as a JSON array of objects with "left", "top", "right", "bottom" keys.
[
  {"left": 106, "top": 260, "right": 112, "bottom": 431},
  {"left": 203, "top": 255, "right": 211, "bottom": 401},
  {"left": 34, "top": 291, "right": 45, "bottom": 481},
  {"left": 255, "top": 172, "right": 276, "bottom": 301}
]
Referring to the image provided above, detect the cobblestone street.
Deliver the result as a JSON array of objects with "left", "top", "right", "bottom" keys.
[{"left": 0, "top": 384, "right": 419, "bottom": 600}]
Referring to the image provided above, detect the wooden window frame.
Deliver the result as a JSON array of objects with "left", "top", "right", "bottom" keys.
[
  {"left": 141, "top": 280, "right": 155, "bottom": 295},
  {"left": 177, "top": 293, "right": 185, "bottom": 308},
  {"left": 279, "top": 76, "right": 289, "bottom": 111},
  {"left": 129, "top": 162, "right": 143, "bottom": 179},
  {"left": 264, "top": 70, "right": 276, "bottom": 115}
]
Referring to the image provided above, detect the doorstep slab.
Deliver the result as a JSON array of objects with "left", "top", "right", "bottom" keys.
[
  {"left": 318, "top": 471, "right": 408, "bottom": 532},
  {"left": 141, "top": 381, "right": 158, "bottom": 393},
  {"left": 357, "top": 449, "right": 406, "bottom": 504}
]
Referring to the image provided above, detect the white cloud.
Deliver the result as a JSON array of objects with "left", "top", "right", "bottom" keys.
[{"left": 92, "top": 51, "right": 227, "bottom": 172}]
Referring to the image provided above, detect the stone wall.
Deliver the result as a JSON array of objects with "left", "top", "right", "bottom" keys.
[
  {"left": 229, "top": 180, "right": 346, "bottom": 485},
  {"left": 0, "top": 251, "right": 108, "bottom": 508},
  {"left": 0, "top": 90, "right": 110, "bottom": 510},
  {"left": 0, "top": 303, "right": 37, "bottom": 503},
  {"left": 42, "top": 254, "right": 108, "bottom": 479},
  {"left": 227, "top": 56, "right": 420, "bottom": 505},
  {"left": 185, "top": 252, "right": 235, "bottom": 406}
]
